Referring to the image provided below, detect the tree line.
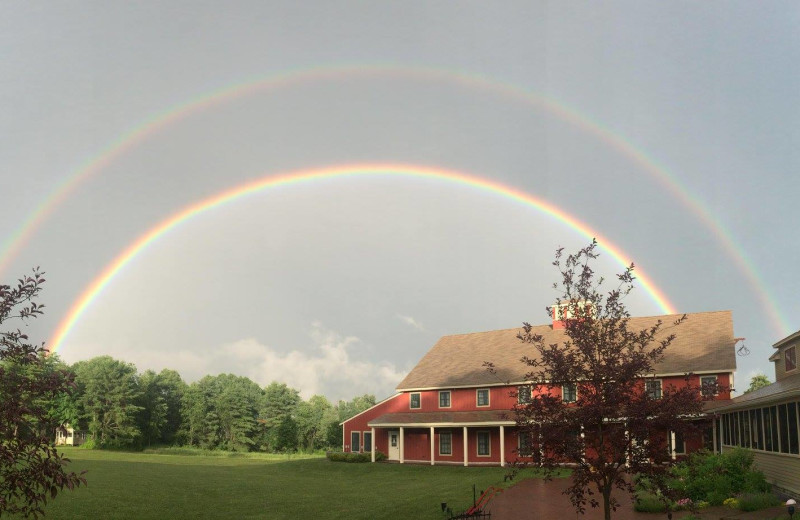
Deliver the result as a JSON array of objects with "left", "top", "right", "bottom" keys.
[{"left": 42, "top": 353, "right": 375, "bottom": 452}]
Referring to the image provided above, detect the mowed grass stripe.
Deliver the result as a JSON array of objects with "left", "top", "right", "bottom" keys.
[{"left": 28, "top": 449, "right": 537, "bottom": 519}]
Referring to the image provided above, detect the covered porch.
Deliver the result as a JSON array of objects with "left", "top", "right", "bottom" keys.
[{"left": 366, "top": 410, "right": 516, "bottom": 466}]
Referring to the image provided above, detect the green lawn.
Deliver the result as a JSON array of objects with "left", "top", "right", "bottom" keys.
[{"left": 26, "top": 449, "right": 550, "bottom": 519}]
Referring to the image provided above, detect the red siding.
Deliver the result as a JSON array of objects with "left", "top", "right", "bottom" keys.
[{"left": 342, "top": 371, "right": 733, "bottom": 460}]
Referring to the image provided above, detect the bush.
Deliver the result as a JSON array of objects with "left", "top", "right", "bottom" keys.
[
  {"left": 667, "top": 448, "right": 771, "bottom": 505},
  {"left": 80, "top": 438, "right": 98, "bottom": 450},
  {"left": 326, "top": 451, "right": 371, "bottom": 463},
  {"left": 737, "top": 492, "right": 781, "bottom": 512},
  {"left": 634, "top": 492, "right": 669, "bottom": 513}
]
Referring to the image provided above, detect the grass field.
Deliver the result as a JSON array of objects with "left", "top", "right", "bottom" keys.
[{"left": 27, "top": 448, "right": 553, "bottom": 519}]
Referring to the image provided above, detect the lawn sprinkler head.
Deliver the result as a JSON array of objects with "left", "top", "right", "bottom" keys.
[
  {"left": 441, "top": 502, "right": 447, "bottom": 512},
  {"left": 787, "top": 498, "right": 796, "bottom": 518}
]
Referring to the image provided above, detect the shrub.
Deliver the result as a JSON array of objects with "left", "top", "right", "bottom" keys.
[
  {"left": 634, "top": 492, "right": 669, "bottom": 513},
  {"left": 667, "top": 448, "right": 771, "bottom": 505},
  {"left": 724, "top": 497, "right": 740, "bottom": 509},
  {"left": 80, "top": 438, "right": 98, "bottom": 450},
  {"left": 737, "top": 492, "right": 781, "bottom": 512},
  {"left": 326, "top": 451, "right": 371, "bottom": 463}
]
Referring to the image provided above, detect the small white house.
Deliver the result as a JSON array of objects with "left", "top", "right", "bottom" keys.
[{"left": 55, "top": 424, "right": 87, "bottom": 446}]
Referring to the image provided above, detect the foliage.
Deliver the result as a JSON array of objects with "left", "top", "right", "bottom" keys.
[
  {"left": 72, "top": 356, "right": 143, "bottom": 448},
  {"left": 260, "top": 382, "right": 300, "bottom": 451},
  {"left": 667, "top": 448, "right": 771, "bottom": 506},
  {"left": 500, "top": 241, "right": 714, "bottom": 520},
  {"left": 737, "top": 492, "right": 780, "bottom": 511},
  {"left": 633, "top": 492, "right": 668, "bottom": 513},
  {"left": 724, "top": 497, "right": 740, "bottom": 509},
  {"left": 296, "top": 395, "right": 337, "bottom": 451},
  {"left": 744, "top": 373, "right": 772, "bottom": 394},
  {"left": 0, "top": 269, "right": 85, "bottom": 517},
  {"left": 326, "top": 450, "right": 387, "bottom": 463}
]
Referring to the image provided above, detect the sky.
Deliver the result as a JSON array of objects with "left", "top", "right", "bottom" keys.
[{"left": 1, "top": 2, "right": 798, "bottom": 401}]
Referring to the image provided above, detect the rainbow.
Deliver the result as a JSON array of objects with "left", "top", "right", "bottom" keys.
[
  {"left": 2, "top": 64, "right": 788, "bottom": 334},
  {"left": 48, "top": 163, "right": 677, "bottom": 354}
]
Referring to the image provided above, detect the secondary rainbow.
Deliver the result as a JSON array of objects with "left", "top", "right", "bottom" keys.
[
  {"left": 48, "top": 163, "right": 677, "bottom": 354},
  {"left": 2, "top": 64, "right": 785, "bottom": 333}
]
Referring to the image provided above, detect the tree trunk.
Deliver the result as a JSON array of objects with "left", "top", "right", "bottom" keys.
[{"left": 603, "top": 486, "right": 612, "bottom": 520}]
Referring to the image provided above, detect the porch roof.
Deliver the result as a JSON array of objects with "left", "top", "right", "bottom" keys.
[
  {"left": 705, "top": 372, "right": 800, "bottom": 412},
  {"left": 368, "top": 410, "right": 515, "bottom": 427}
]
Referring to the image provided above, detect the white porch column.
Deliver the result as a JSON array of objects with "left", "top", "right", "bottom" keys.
[
  {"left": 670, "top": 431, "right": 676, "bottom": 460},
  {"left": 399, "top": 426, "right": 405, "bottom": 464},
  {"left": 463, "top": 426, "right": 469, "bottom": 467},
  {"left": 371, "top": 427, "right": 376, "bottom": 462},
  {"left": 430, "top": 427, "right": 435, "bottom": 465},
  {"left": 499, "top": 426, "right": 505, "bottom": 467}
]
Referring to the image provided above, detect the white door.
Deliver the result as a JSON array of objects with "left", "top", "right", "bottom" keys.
[{"left": 388, "top": 430, "right": 400, "bottom": 460}]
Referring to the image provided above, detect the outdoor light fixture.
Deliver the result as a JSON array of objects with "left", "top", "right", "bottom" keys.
[{"left": 787, "top": 498, "right": 796, "bottom": 519}]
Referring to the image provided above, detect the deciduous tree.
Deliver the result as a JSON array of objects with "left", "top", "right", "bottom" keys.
[
  {"left": 0, "top": 269, "right": 85, "bottom": 517},
  {"left": 498, "top": 241, "right": 715, "bottom": 520},
  {"left": 743, "top": 373, "right": 771, "bottom": 394}
]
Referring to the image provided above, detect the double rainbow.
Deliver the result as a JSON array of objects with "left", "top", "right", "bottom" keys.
[{"left": 48, "top": 163, "right": 677, "bottom": 353}]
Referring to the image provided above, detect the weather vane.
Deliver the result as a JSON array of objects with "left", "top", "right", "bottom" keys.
[{"left": 735, "top": 337, "right": 749, "bottom": 357}]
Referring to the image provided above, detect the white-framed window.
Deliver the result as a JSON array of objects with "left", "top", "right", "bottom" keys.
[
  {"left": 476, "top": 388, "right": 490, "bottom": 407},
  {"left": 700, "top": 376, "right": 718, "bottom": 397},
  {"left": 786, "top": 347, "right": 797, "bottom": 372},
  {"left": 410, "top": 392, "right": 421, "bottom": 409},
  {"left": 439, "top": 390, "right": 451, "bottom": 408},
  {"left": 439, "top": 431, "right": 452, "bottom": 455},
  {"left": 672, "top": 431, "right": 686, "bottom": 454},
  {"left": 517, "top": 385, "right": 532, "bottom": 404},
  {"left": 351, "top": 431, "right": 361, "bottom": 453},
  {"left": 477, "top": 431, "right": 491, "bottom": 457},
  {"left": 363, "top": 431, "right": 372, "bottom": 452},
  {"left": 562, "top": 383, "right": 577, "bottom": 403},
  {"left": 645, "top": 379, "right": 662, "bottom": 399},
  {"left": 518, "top": 432, "right": 533, "bottom": 457}
]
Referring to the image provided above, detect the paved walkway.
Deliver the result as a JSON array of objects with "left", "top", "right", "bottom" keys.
[{"left": 487, "top": 478, "right": 789, "bottom": 520}]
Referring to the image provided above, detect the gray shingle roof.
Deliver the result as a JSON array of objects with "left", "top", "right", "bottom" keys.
[
  {"left": 706, "top": 372, "right": 800, "bottom": 412},
  {"left": 397, "top": 311, "right": 736, "bottom": 391}
]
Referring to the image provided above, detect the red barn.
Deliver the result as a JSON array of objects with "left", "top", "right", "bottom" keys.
[{"left": 341, "top": 311, "right": 736, "bottom": 466}]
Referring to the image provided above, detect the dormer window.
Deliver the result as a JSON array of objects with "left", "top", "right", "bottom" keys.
[{"left": 786, "top": 347, "right": 797, "bottom": 372}]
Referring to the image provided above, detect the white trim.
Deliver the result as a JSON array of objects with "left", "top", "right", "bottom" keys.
[
  {"left": 371, "top": 427, "right": 376, "bottom": 462},
  {"left": 476, "top": 430, "right": 491, "bottom": 457},
  {"left": 438, "top": 390, "right": 452, "bottom": 409},
  {"left": 476, "top": 388, "right": 490, "bottom": 407},
  {"left": 409, "top": 392, "right": 421, "bottom": 410},
  {"left": 340, "top": 393, "right": 402, "bottom": 425},
  {"left": 439, "top": 430, "right": 453, "bottom": 456}
]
